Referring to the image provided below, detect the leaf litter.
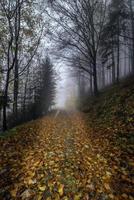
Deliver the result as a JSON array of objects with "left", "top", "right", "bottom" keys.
[{"left": 0, "top": 113, "right": 133, "bottom": 200}]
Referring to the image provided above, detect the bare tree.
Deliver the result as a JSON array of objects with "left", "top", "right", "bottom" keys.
[
  {"left": 47, "top": 0, "right": 108, "bottom": 95},
  {"left": 0, "top": 0, "right": 44, "bottom": 130}
]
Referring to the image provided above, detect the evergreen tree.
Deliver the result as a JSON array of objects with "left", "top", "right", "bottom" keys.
[
  {"left": 100, "top": 0, "right": 127, "bottom": 83},
  {"left": 34, "top": 56, "right": 56, "bottom": 118}
]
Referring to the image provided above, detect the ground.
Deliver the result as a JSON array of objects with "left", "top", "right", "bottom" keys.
[{"left": 0, "top": 112, "right": 133, "bottom": 200}]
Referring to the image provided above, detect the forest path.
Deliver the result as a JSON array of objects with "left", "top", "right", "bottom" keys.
[{"left": 0, "top": 113, "right": 133, "bottom": 200}]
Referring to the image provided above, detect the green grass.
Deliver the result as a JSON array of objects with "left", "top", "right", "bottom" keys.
[
  {"left": 0, "top": 127, "right": 18, "bottom": 139},
  {"left": 0, "top": 118, "right": 36, "bottom": 139}
]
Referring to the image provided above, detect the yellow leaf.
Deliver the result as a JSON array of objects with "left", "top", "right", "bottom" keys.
[
  {"left": 63, "top": 196, "right": 68, "bottom": 200},
  {"left": 10, "top": 189, "right": 17, "bottom": 197},
  {"left": 38, "top": 185, "right": 46, "bottom": 191},
  {"left": 28, "top": 171, "right": 35, "bottom": 178},
  {"left": 37, "top": 194, "right": 42, "bottom": 200},
  {"left": 54, "top": 193, "right": 60, "bottom": 200},
  {"left": 34, "top": 161, "right": 40, "bottom": 166},
  {"left": 74, "top": 194, "right": 82, "bottom": 200},
  {"left": 106, "top": 171, "right": 112, "bottom": 177},
  {"left": 109, "top": 194, "right": 114, "bottom": 199},
  {"left": 58, "top": 184, "right": 64, "bottom": 196},
  {"left": 28, "top": 179, "right": 36, "bottom": 185},
  {"left": 104, "top": 183, "right": 110, "bottom": 190}
]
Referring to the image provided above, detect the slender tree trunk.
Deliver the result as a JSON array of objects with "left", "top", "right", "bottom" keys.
[
  {"left": 112, "top": 45, "right": 116, "bottom": 83},
  {"left": 23, "top": 67, "right": 30, "bottom": 115},
  {"left": 101, "top": 63, "right": 105, "bottom": 88},
  {"left": 0, "top": 109, "right": 1, "bottom": 123},
  {"left": 124, "top": 39, "right": 127, "bottom": 75},
  {"left": 117, "top": 37, "right": 120, "bottom": 82},
  {"left": 13, "top": 59, "right": 19, "bottom": 118},
  {"left": 90, "top": 74, "right": 93, "bottom": 95},
  {"left": 13, "top": 0, "right": 21, "bottom": 120},
  {"left": 78, "top": 69, "right": 81, "bottom": 100},
  {"left": 3, "top": 35, "right": 14, "bottom": 131},
  {"left": 129, "top": 0, "right": 134, "bottom": 74},
  {"left": 93, "top": 60, "right": 98, "bottom": 95},
  {"left": 3, "top": 103, "right": 7, "bottom": 131},
  {"left": 3, "top": 71, "right": 10, "bottom": 131},
  {"left": 116, "top": 18, "right": 120, "bottom": 83}
]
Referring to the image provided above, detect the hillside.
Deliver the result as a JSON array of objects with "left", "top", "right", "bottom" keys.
[{"left": 81, "top": 76, "right": 134, "bottom": 133}]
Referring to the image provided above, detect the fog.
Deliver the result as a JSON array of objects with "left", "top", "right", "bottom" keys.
[{"left": 55, "top": 63, "right": 78, "bottom": 110}]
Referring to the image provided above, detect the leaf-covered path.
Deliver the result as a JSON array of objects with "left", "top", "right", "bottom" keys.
[{"left": 0, "top": 113, "right": 133, "bottom": 200}]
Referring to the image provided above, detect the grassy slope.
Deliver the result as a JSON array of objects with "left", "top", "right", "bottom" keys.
[{"left": 81, "top": 76, "right": 134, "bottom": 133}]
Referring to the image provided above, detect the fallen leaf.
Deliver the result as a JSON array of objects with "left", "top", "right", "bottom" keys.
[
  {"left": 10, "top": 189, "right": 17, "bottom": 197},
  {"left": 104, "top": 183, "right": 110, "bottom": 190},
  {"left": 58, "top": 184, "right": 64, "bottom": 196},
  {"left": 38, "top": 185, "right": 46, "bottom": 191}
]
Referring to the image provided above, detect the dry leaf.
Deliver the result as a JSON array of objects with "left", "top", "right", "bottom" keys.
[{"left": 58, "top": 184, "right": 64, "bottom": 196}]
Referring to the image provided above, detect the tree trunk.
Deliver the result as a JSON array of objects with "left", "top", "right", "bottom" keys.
[
  {"left": 101, "top": 64, "right": 105, "bottom": 88},
  {"left": 3, "top": 103, "right": 7, "bottom": 131},
  {"left": 13, "top": 59, "right": 19, "bottom": 119},
  {"left": 23, "top": 67, "right": 30, "bottom": 115},
  {"left": 13, "top": 0, "right": 21, "bottom": 120},
  {"left": 90, "top": 74, "right": 93, "bottom": 95},
  {"left": 93, "top": 60, "right": 98, "bottom": 95},
  {"left": 129, "top": 0, "right": 134, "bottom": 74},
  {"left": 116, "top": 18, "right": 120, "bottom": 83},
  {"left": 117, "top": 37, "right": 120, "bottom": 83},
  {"left": 112, "top": 45, "right": 116, "bottom": 83},
  {"left": 3, "top": 71, "right": 10, "bottom": 131}
]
